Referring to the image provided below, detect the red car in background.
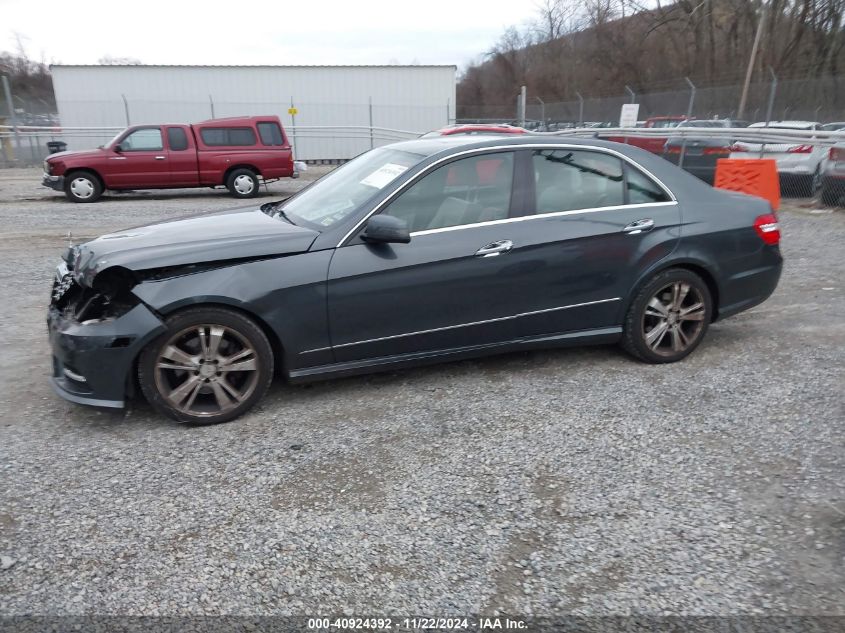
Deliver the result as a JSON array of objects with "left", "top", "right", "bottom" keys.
[
  {"left": 421, "top": 124, "right": 528, "bottom": 137},
  {"left": 42, "top": 116, "right": 297, "bottom": 202},
  {"left": 603, "top": 116, "right": 690, "bottom": 154}
]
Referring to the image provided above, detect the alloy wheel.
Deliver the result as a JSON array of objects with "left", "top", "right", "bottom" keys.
[
  {"left": 642, "top": 281, "right": 706, "bottom": 356},
  {"left": 153, "top": 324, "right": 260, "bottom": 417}
]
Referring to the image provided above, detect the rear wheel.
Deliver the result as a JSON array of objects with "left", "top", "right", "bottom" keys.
[
  {"left": 621, "top": 268, "right": 712, "bottom": 364},
  {"left": 805, "top": 167, "right": 822, "bottom": 197},
  {"left": 138, "top": 307, "right": 274, "bottom": 424},
  {"left": 226, "top": 168, "right": 259, "bottom": 199},
  {"left": 64, "top": 170, "right": 103, "bottom": 203}
]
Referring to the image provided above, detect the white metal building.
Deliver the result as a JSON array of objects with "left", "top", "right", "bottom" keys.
[{"left": 50, "top": 64, "right": 456, "bottom": 160}]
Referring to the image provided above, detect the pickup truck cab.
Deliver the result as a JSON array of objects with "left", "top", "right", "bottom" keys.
[{"left": 43, "top": 116, "right": 296, "bottom": 202}]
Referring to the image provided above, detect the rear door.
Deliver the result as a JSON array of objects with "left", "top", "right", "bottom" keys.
[
  {"left": 165, "top": 126, "right": 200, "bottom": 186},
  {"left": 106, "top": 126, "right": 171, "bottom": 188},
  {"left": 507, "top": 147, "right": 681, "bottom": 336}
]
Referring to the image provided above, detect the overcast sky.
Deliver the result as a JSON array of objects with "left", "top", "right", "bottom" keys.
[{"left": 3, "top": 0, "right": 535, "bottom": 68}]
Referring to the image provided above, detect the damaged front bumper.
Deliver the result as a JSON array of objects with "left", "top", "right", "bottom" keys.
[
  {"left": 48, "top": 302, "right": 166, "bottom": 408},
  {"left": 42, "top": 173, "right": 64, "bottom": 191}
]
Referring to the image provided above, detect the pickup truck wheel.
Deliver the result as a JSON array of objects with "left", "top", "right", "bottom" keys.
[
  {"left": 64, "top": 171, "right": 102, "bottom": 203},
  {"left": 227, "top": 168, "right": 259, "bottom": 199}
]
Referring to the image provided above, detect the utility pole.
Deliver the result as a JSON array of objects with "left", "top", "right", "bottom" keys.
[
  {"left": 1, "top": 75, "right": 22, "bottom": 159},
  {"left": 738, "top": 1, "right": 767, "bottom": 119}
]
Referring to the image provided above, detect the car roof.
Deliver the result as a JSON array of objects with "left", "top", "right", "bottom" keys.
[
  {"left": 749, "top": 120, "right": 819, "bottom": 129},
  {"left": 387, "top": 134, "right": 651, "bottom": 158}
]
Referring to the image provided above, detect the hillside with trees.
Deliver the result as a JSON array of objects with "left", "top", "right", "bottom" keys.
[{"left": 457, "top": 0, "right": 845, "bottom": 118}]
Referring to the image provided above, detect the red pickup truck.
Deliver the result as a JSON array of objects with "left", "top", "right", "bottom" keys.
[
  {"left": 603, "top": 116, "right": 690, "bottom": 154},
  {"left": 42, "top": 116, "right": 296, "bottom": 202}
]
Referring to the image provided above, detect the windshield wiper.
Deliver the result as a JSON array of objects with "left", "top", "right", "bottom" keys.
[{"left": 260, "top": 199, "right": 296, "bottom": 224}]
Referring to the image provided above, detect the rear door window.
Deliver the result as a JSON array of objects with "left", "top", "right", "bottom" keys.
[
  {"left": 166, "top": 127, "right": 189, "bottom": 151},
  {"left": 532, "top": 149, "right": 624, "bottom": 213},
  {"left": 626, "top": 165, "right": 671, "bottom": 204},
  {"left": 257, "top": 122, "right": 285, "bottom": 146},
  {"left": 200, "top": 127, "right": 257, "bottom": 147}
]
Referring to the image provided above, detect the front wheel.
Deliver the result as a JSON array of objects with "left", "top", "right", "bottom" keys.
[
  {"left": 226, "top": 168, "right": 260, "bottom": 199},
  {"left": 64, "top": 171, "right": 103, "bottom": 203},
  {"left": 138, "top": 307, "right": 274, "bottom": 424},
  {"left": 621, "top": 269, "right": 712, "bottom": 364}
]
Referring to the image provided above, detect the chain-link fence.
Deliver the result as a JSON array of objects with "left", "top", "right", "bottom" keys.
[
  {"left": 2, "top": 73, "right": 845, "bottom": 206},
  {"left": 0, "top": 93, "right": 451, "bottom": 165},
  {"left": 458, "top": 73, "right": 845, "bottom": 126}
]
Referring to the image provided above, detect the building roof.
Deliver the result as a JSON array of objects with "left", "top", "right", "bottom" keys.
[{"left": 50, "top": 64, "right": 457, "bottom": 70}]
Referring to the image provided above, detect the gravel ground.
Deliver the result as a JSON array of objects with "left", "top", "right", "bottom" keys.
[{"left": 0, "top": 167, "right": 843, "bottom": 617}]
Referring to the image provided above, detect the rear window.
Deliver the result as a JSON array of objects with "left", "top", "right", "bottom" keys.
[
  {"left": 200, "top": 127, "right": 257, "bottom": 147},
  {"left": 257, "top": 121, "right": 285, "bottom": 146}
]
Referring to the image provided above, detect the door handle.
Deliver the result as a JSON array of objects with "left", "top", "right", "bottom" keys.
[
  {"left": 622, "top": 219, "right": 654, "bottom": 234},
  {"left": 475, "top": 239, "right": 513, "bottom": 257},
  {"left": 154, "top": 156, "right": 166, "bottom": 160}
]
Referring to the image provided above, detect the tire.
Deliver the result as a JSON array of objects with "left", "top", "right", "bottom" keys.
[
  {"left": 821, "top": 184, "right": 842, "bottom": 207},
  {"left": 138, "top": 307, "right": 274, "bottom": 425},
  {"left": 226, "top": 168, "right": 260, "bottom": 199},
  {"left": 804, "top": 167, "right": 822, "bottom": 197},
  {"left": 64, "top": 170, "right": 103, "bottom": 203},
  {"left": 621, "top": 268, "right": 712, "bottom": 364}
]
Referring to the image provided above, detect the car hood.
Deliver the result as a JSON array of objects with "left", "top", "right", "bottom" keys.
[
  {"left": 72, "top": 208, "right": 319, "bottom": 287},
  {"left": 46, "top": 148, "right": 109, "bottom": 163}
]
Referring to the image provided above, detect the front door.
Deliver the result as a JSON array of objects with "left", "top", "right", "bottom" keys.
[
  {"left": 327, "top": 150, "right": 527, "bottom": 362},
  {"left": 106, "top": 126, "right": 171, "bottom": 188}
]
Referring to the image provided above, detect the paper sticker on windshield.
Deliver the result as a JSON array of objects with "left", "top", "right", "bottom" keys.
[{"left": 360, "top": 163, "right": 408, "bottom": 189}]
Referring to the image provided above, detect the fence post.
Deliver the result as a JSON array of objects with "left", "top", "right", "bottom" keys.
[
  {"left": 289, "top": 96, "right": 297, "bottom": 158},
  {"left": 678, "top": 77, "right": 696, "bottom": 169},
  {"left": 761, "top": 67, "right": 777, "bottom": 158},
  {"left": 517, "top": 86, "right": 527, "bottom": 127},
  {"left": 209, "top": 94, "right": 215, "bottom": 119},
  {"left": 121, "top": 94, "right": 130, "bottom": 126},
  {"left": 576, "top": 91, "right": 584, "bottom": 127},
  {"left": 534, "top": 96, "right": 545, "bottom": 130},
  {"left": 368, "top": 96, "right": 374, "bottom": 149},
  {"left": 2, "top": 75, "right": 22, "bottom": 160}
]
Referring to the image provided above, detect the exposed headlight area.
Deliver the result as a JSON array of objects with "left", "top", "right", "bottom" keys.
[
  {"left": 51, "top": 265, "right": 140, "bottom": 324},
  {"left": 43, "top": 160, "right": 52, "bottom": 175}
]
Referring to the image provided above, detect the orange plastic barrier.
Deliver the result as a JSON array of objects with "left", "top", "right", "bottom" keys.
[{"left": 714, "top": 158, "right": 780, "bottom": 210}]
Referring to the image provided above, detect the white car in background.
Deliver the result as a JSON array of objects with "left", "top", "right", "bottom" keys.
[
  {"left": 821, "top": 141, "right": 845, "bottom": 206},
  {"left": 730, "top": 121, "right": 828, "bottom": 195}
]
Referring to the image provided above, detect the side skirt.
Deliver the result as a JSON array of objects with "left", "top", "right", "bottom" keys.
[{"left": 287, "top": 326, "right": 622, "bottom": 383}]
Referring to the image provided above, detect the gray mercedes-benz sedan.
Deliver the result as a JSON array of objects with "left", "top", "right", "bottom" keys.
[{"left": 48, "top": 136, "right": 783, "bottom": 424}]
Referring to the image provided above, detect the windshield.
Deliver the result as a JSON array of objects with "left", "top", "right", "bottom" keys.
[
  {"left": 103, "top": 130, "right": 125, "bottom": 148},
  {"left": 281, "top": 147, "right": 425, "bottom": 228}
]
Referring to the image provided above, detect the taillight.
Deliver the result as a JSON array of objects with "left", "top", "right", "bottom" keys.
[
  {"left": 729, "top": 144, "right": 745, "bottom": 152},
  {"left": 703, "top": 147, "right": 731, "bottom": 155},
  {"left": 787, "top": 144, "right": 813, "bottom": 153},
  {"left": 830, "top": 147, "right": 843, "bottom": 161},
  {"left": 754, "top": 213, "right": 780, "bottom": 245},
  {"left": 665, "top": 146, "right": 681, "bottom": 154}
]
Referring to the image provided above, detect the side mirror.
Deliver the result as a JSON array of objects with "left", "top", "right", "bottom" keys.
[
  {"left": 361, "top": 215, "right": 410, "bottom": 244},
  {"left": 114, "top": 144, "right": 123, "bottom": 153}
]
